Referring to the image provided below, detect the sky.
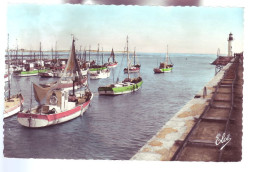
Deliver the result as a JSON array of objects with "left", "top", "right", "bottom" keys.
[{"left": 7, "top": 4, "right": 244, "bottom": 54}]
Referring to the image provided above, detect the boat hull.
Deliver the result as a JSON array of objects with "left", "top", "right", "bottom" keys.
[
  {"left": 39, "top": 72, "right": 54, "bottom": 78},
  {"left": 17, "top": 99, "right": 91, "bottom": 128},
  {"left": 123, "top": 67, "right": 140, "bottom": 73},
  {"left": 98, "top": 80, "right": 143, "bottom": 95},
  {"left": 106, "top": 62, "right": 118, "bottom": 68},
  {"left": 16, "top": 69, "right": 48, "bottom": 77},
  {"left": 90, "top": 71, "right": 110, "bottom": 80},
  {"left": 4, "top": 95, "right": 24, "bottom": 118},
  {"left": 81, "top": 69, "right": 89, "bottom": 76},
  {"left": 153, "top": 67, "right": 173, "bottom": 73},
  {"left": 89, "top": 67, "right": 107, "bottom": 74}
]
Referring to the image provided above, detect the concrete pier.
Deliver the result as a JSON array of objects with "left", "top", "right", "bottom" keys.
[{"left": 131, "top": 53, "right": 243, "bottom": 161}]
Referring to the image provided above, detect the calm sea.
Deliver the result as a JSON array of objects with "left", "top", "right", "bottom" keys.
[{"left": 4, "top": 52, "right": 216, "bottom": 160}]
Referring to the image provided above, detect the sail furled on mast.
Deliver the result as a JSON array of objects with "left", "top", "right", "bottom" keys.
[
  {"left": 63, "top": 39, "right": 83, "bottom": 81},
  {"left": 108, "top": 48, "right": 115, "bottom": 63},
  {"left": 33, "top": 83, "right": 55, "bottom": 105}
]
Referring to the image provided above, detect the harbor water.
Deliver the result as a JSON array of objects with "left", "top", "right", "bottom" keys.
[{"left": 4, "top": 52, "right": 216, "bottom": 160}]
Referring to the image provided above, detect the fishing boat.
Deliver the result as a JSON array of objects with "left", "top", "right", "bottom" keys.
[
  {"left": 4, "top": 94, "right": 24, "bottom": 118},
  {"left": 123, "top": 48, "right": 140, "bottom": 73},
  {"left": 17, "top": 38, "right": 93, "bottom": 128},
  {"left": 90, "top": 48, "right": 111, "bottom": 79},
  {"left": 4, "top": 34, "right": 24, "bottom": 118},
  {"left": 39, "top": 70, "right": 54, "bottom": 78},
  {"left": 104, "top": 48, "right": 118, "bottom": 68},
  {"left": 13, "top": 64, "right": 48, "bottom": 77},
  {"left": 89, "top": 68, "right": 110, "bottom": 80},
  {"left": 89, "top": 44, "right": 108, "bottom": 74},
  {"left": 40, "top": 68, "right": 87, "bottom": 78},
  {"left": 98, "top": 36, "right": 143, "bottom": 95},
  {"left": 4, "top": 73, "right": 9, "bottom": 83},
  {"left": 153, "top": 45, "right": 173, "bottom": 73},
  {"left": 80, "top": 68, "right": 89, "bottom": 76}
]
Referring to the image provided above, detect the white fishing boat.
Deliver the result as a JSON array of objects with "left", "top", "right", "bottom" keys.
[
  {"left": 89, "top": 47, "right": 111, "bottom": 79},
  {"left": 81, "top": 68, "right": 89, "bottom": 76},
  {"left": 4, "top": 34, "right": 24, "bottom": 119},
  {"left": 17, "top": 38, "right": 93, "bottom": 128},
  {"left": 4, "top": 94, "right": 24, "bottom": 118},
  {"left": 89, "top": 68, "right": 110, "bottom": 80}
]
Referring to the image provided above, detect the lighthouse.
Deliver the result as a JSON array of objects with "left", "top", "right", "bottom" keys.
[{"left": 228, "top": 33, "right": 233, "bottom": 57}]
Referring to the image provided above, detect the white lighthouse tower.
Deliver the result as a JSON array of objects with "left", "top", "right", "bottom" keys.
[{"left": 227, "top": 33, "right": 233, "bottom": 57}]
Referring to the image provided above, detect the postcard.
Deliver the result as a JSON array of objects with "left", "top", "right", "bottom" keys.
[{"left": 1, "top": 1, "right": 257, "bottom": 172}]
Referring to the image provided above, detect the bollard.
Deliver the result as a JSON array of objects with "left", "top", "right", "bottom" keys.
[{"left": 203, "top": 87, "right": 207, "bottom": 98}]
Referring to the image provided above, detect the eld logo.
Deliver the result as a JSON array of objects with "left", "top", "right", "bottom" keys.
[{"left": 215, "top": 133, "right": 231, "bottom": 150}]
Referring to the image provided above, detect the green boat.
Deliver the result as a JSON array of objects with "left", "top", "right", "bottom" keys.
[
  {"left": 153, "top": 45, "right": 173, "bottom": 73},
  {"left": 89, "top": 44, "right": 108, "bottom": 74},
  {"left": 15, "top": 68, "right": 48, "bottom": 77},
  {"left": 98, "top": 36, "right": 143, "bottom": 95},
  {"left": 89, "top": 66, "right": 107, "bottom": 73}
]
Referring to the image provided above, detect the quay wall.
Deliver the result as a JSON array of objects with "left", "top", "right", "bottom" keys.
[{"left": 130, "top": 59, "right": 235, "bottom": 161}]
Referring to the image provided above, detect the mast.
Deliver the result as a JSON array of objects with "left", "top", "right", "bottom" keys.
[
  {"left": 112, "top": 48, "right": 115, "bottom": 63},
  {"left": 21, "top": 49, "right": 23, "bottom": 64},
  {"left": 30, "top": 49, "right": 32, "bottom": 60},
  {"left": 55, "top": 41, "right": 57, "bottom": 62},
  {"left": 166, "top": 45, "right": 169, "bottom": 64},
  {"left": 7, "top": 34, "right": 10, "bottom": 100},
  {"left": 84, "top": 49, "right": 86, "bottom": 62},
  {"left": 51, "top": 47, "right": 53, "bottom": 60},
  {"left": 127, "top": 36, "right": 130, "bottom": 79},
  {"left": 134, "top": 47, "right": 136, "bottom": 65},
  {"left": 39, "top": 42, "right": 42, "bottom": 66},
  {"left": 89, "top": 45, "right": 91, "bottom": 62},
  {"left": 97, "top": 43, "right": 100, "bottom": 65},
  {"left": 79, "top": 45, "right": 82, "bottom": 61},
  {"left": 102, "top": 47, "right": 104, "bottom": 65},
  {"left": 16, "top": 39, "right": 18, "bottom": 66}
]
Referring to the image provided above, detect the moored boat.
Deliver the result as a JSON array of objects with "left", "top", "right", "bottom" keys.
[
  {"left": 39, "top": 70, "right": 54, "bottom": 78},
  {"left": 4, "top": 34, "right": 24, "bottom": 119},
  {"left": 4, "top": 94, "right": 24, "bottom": 118},
  {"left": 89, "top": 65, "right": 107, "bottom": 74},
  {"left": 98, "top": 36, "right": 143, "bottom": 95},
  {"left": 89, "top": 44, "right": 108, "bottom": 74},
  {"left": 17, "top": 37, "right": 93, "bottom": 128},
  {"left": 153, "top": 45, "right": 173, "bottom": 73},
  {"left": 4, "top": 73, "right": 9, "bottom": 82},
  {"left": 104, "top": 48, "right": 118, "bottom": 68},
  {"left": 14, "top": 66, "right": 48, "bottom": 77},
  {"left": 123, "top": 48, "right": 140, "bottom": 73},
  {"left": 98, "top": 77, "right": 143, "bottom": 95},
  {"left": 89, "top": 68, "right": 110, "bottom": 80}
]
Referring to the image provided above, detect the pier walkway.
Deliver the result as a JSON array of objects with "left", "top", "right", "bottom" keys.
[{"left": 131, "top": 53, "right": 243, "bottom": 161}]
